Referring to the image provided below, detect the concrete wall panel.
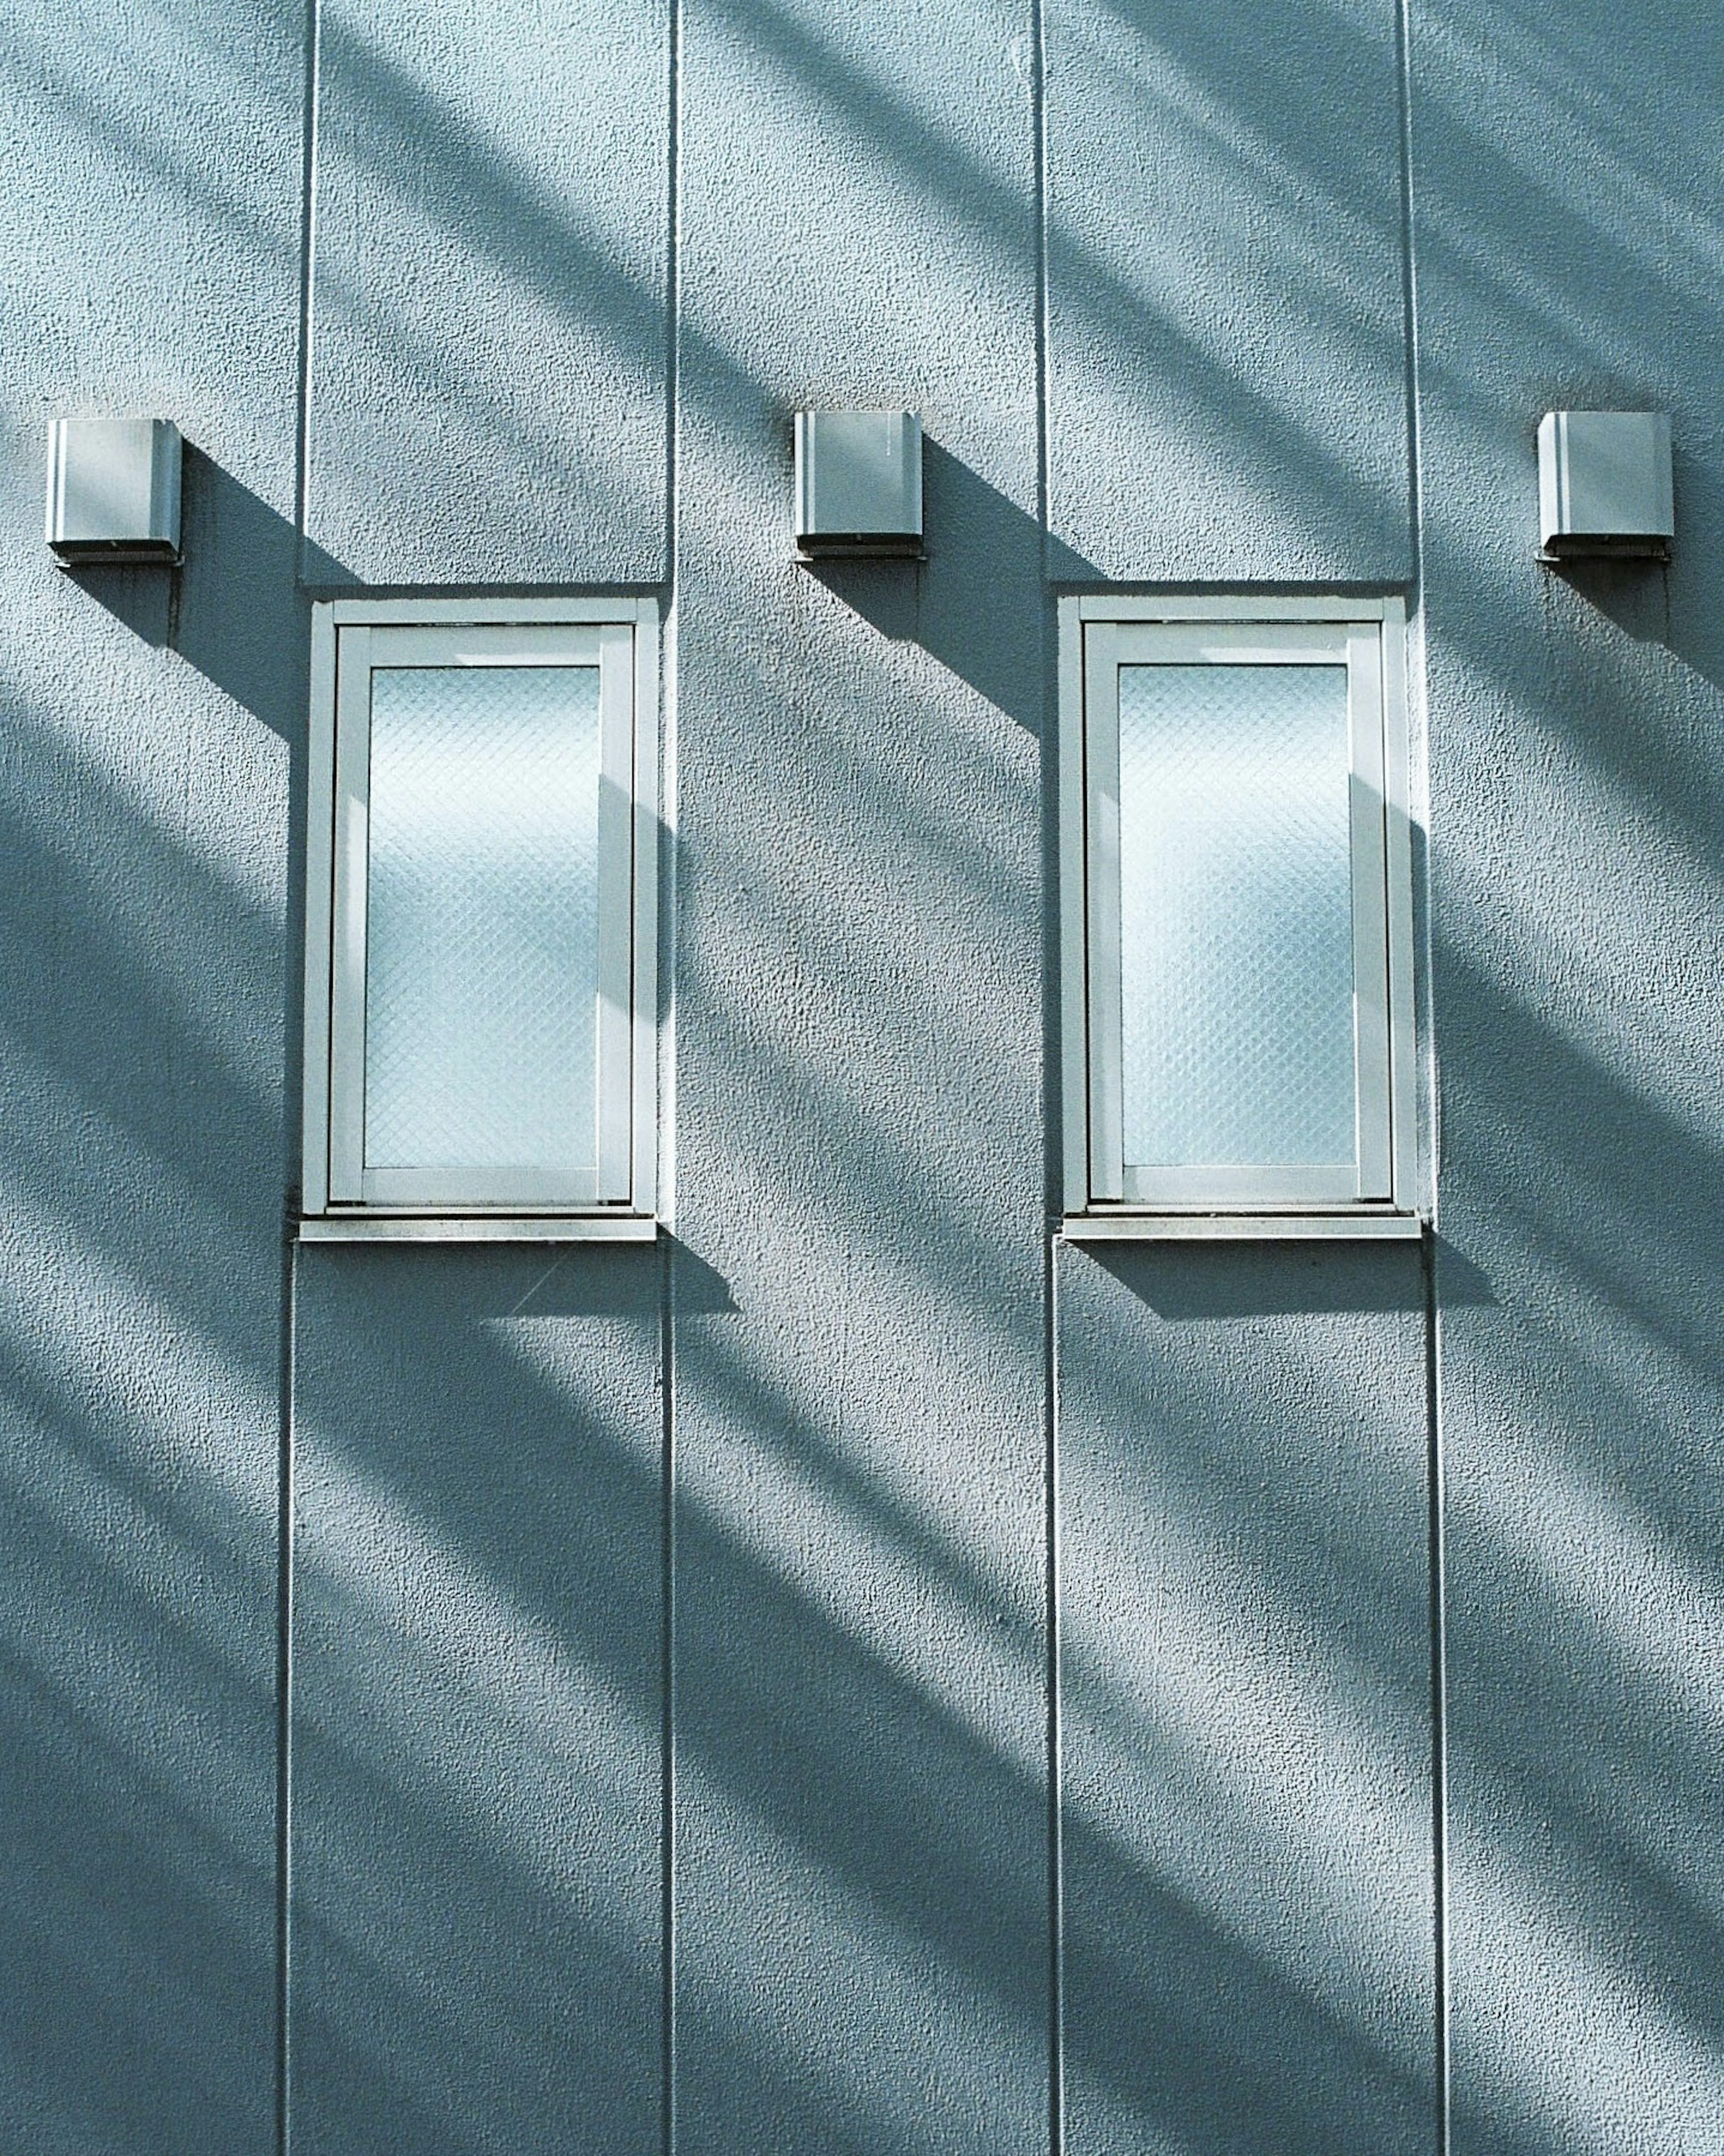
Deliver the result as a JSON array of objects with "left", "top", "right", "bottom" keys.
[
  {"left": 303, "top": 0, "right": 671, "bottom": 586},
  {"left": 1045, "top": 0, "right": 1412, "bottom": 583},
  {"left": 1057, "top": 1243, "right": 1433, "bottom": 2156},
  {"left": 0, "top": 1, "right": 303, "bottom": 2147},
  {"left": 670, "top": 2, "right": 1050, "bottom": 2146},
  {"left": 1414, "top": 4, "right": 1724, "bottom": 2148},
  {"left": 289, "top": 1246, "right": 664, "bottom": 2155}
]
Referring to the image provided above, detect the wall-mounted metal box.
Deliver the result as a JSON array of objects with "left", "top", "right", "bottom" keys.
[
  {"left": 1538, "top": 410, "right": 1672, "bottom": 561},
  {"left": 794, "top": 410, "right": 922, "bottom": 556},
  {"left": 46, "top": 417, "right": 183, "bottom": 564}
]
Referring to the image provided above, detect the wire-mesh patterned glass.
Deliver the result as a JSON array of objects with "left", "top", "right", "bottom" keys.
[
  {"left": 1118, "top": 662, "right": 1356, "bottom": 1168},
  {"left": 364, "top": 664, "right": 601, "bottom": 1171}
]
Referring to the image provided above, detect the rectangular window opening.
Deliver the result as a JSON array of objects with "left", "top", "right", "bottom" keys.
[
  {"left": 302, "top": 601, "right": 658, "bottom": 1232},
  {"left": 1061, "top": 599, "right": 1417, "bottom": 1235}
]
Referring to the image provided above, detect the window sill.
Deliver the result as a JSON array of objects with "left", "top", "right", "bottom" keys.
[
  {"left": 1061, "top": 1212, "right": 1424, "bottom": 1244},
  {"left": 298, "top": 1213, "right": 658, "bottom": 1245}
]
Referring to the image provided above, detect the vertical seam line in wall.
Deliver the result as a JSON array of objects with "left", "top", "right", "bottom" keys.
[
  {"left": 1032, "top": 0, "right": 1052, "bottom": 562},
  {"left": 1395, "top": 0, "right": 1424, "bottom": 601},
  {"left": 1034, "top": 9, "right": 1061, "bottom": 2143},
  {"left": 660, "top": 1223, "right": 677, "bottom": 2156},
  {"left": 661, "top": 2, "right": 682, "bottom": 2145},
  {"left": 293, "top": 0, "right": 323, "bottom": 558},
  {"left": 1047, "top": 1233, "right": 1063, "bottom": 2156},
  {"left": 1424, "top": 1228, "right": 1450, "bottom": 2156},
  {"left": 660, "top": 0, "right": 682, "bottom": 1252},
  {"left": 663, "top": 0, "right": 682, "bottom": 589},
  {"left": 1398, "top": 14, "right": 1447, "bottom": 2136},
  {"left": 276, "top": 1235, "right": 298, "bottom": 2156}
]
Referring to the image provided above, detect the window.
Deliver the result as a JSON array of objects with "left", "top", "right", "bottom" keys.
[
  {"left": 301, "top": 600, "right": 658, "bottom": 1239},
  {"left": 1060, "top": 597, "right": 1418, "bottom": 1238}
]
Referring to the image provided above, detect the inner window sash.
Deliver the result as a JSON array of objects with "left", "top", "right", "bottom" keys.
[
  {"left": 327, "top": 623, "right": 622, "bottom": 1208},
  {"left": 1086, "top": 620, "right": 1387, "bottom": 1208}
]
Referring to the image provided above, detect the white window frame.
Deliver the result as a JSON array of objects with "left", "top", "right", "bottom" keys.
[
  {"left": 1060, "top": 595, "right": 1420, "bottom": 1242},
  {"left": 301, "top": 597, "right": 659, "bottom": 1242}
]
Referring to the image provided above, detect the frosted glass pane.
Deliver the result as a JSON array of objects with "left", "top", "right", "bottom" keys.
[
  {"left": 364, "top": 664, "right": 600, "bottom": 1171},
  {"left": 1119, "top": 663, "right": 1355, "bottom": 1169}
]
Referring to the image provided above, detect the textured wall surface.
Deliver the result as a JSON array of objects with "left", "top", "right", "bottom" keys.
[
  {"left": 0, "top": 1, "right": 303, "bottom": 2148},
  {"left": 1413, "top": 6, "right": 1724, "bottom": 2152},
  {"left": 3, "top": 0, "right": 1722, "bottom": 2152},
  {"left": 290, "top": 1247, "right": 664, "bottom": 2154},
  {"left": 671, "top": 2, "right": 1049, "bottom": 2144},
  {"left": 1057, "top": 1244, "right": 1433, "bottom": 2156},
  {"left": 1045, "top": 0, "right": 1413, "bottom": 585},
  {"left": 303, "top": 0, "right": 671, "bottom": 585}
]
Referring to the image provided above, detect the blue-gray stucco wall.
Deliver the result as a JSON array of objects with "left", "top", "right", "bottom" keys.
[{"left": 2, "top": 3, "right": 1721, "bottom": 2153}]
